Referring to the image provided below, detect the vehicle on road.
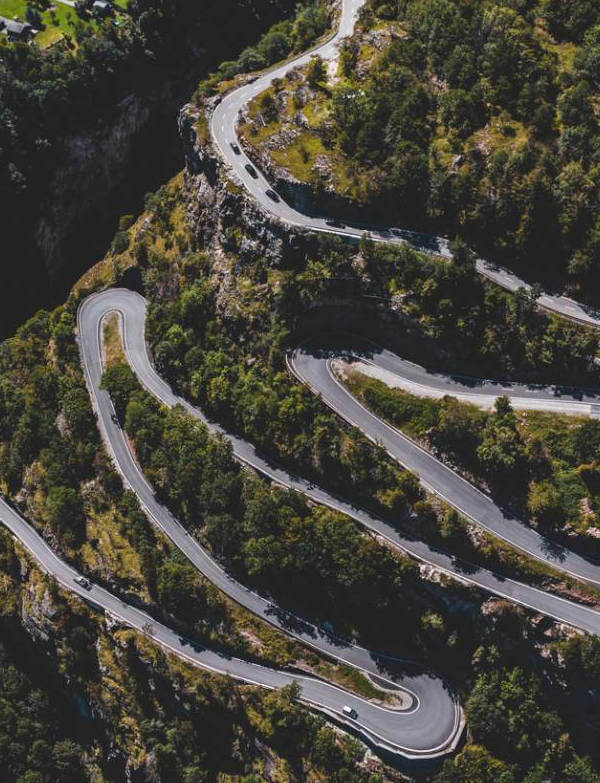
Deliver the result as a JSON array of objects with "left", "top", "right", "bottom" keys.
[
  {"left": 325, "top": 218, "right": 345, "bottom": 228},
  {"left": 342, "top": 705, "right": 358, "bottom": 719},
  {"left": 230, "top": 142, "right": 241, "bottom": 154},
  {"left": 74, "top": 576, "right": 92, "bottom": 590},
  {"left": 111, "top": 412, "right": 119, "bottom": 426},
  {"left": 245, "top": 163, "right": 258, "bottom": 178},
  {"left": 265, "top": 188, "right": 280, "bottom": 202}
]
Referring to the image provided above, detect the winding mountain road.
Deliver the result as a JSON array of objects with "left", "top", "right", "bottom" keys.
[
  {"left": 211, "top": 0, "right": 600, "bottom": 333},
  {"left": 208, "top": 0, "right": 600, "bottom": 611},
  {"left": 3, "top": 0, "right": 600, "bottom": 764},
  {"left": 75, "top": 290, "right": 600, "bottom": 642},
  {"left": 0, "top": 494, "right": 434, "bottom": 758},
  {"left": 335, "top": 348, "right": 600, "bottom": 416},
  {"left": 0, "top": 286, "right": 467, "bottom": 761},
  {"left": 76, "top": 289, "right": 462, "bottom": 758},
  {"left": 290, "top": 346, "right": 600, "bottom": 585},
  {"left": 70, "top": 285, "right": 600, "bottom": 762}
]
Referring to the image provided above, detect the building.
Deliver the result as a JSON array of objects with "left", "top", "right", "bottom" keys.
[
  {"left": 92, "top": 0, "right": 112, "bottom": 16},
  {"left": 0, "top": 16, "right": 36, "bottom": 42}
]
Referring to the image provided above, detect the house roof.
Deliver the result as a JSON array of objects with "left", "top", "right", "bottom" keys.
[{"left": 0, "top": 16, "right": 33, "bottom": 35}]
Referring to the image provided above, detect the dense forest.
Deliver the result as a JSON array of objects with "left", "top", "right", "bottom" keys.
[
  {"left": 5, "top": 0, "right": 600, "bottom": 777},
  {"left": 94, "top": 175, "right": 600, "bottom": 780},
  {"left": 241, "top": 0, "right": 600, "bottom": 300},
  {"left": 0, "top": 0, "right": 326, "bottom": 336},
  {"left": 0, "top": 635, "right": 86, "bottom": 782}
]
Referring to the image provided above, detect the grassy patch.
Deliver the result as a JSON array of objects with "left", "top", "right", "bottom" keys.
[
  {"left": 81, "top": 506, "right": 150, "bottom": 601},
  {"left": 72, "top": 171, "right": 186, "bottom": 297},
  {"left": 102, "top": 313, "right": 126, "bottom": 367},
  {"left": 271, "top": 130, "right": 329, "bottom": 180},
  {"left": 0, "top": 0, "right": 100, "bottom": 48},
  {"left": 0, "top": 0, "right": 128, "bottom": 48},
  {"left": 315, "top": 662, "right": 394, "bottom": 702}
]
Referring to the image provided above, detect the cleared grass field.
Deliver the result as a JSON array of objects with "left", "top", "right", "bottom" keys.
[{"left": 0, "top": 0, "right": 125, "bottom": 47}]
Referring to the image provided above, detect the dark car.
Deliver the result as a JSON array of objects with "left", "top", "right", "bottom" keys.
[
  {"left": 245, "top": 163, "right": 258, "bottom": 178},
  {"left": 265, "top": 189, "right": 280, "bottom": 202},
  {"left": 230, "top": 142, "right": 241, "bottom": 154},
  {"left": 325, "top": 218, "right": 345, "bottom": 228},
  {"left": 111, "top": 412, "right": 120, "bottom": 426}
]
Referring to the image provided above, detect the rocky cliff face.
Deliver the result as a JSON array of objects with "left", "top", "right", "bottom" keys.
[
  {"left": 36, "top": 84, "right": 179, "bottom": 281},
  {"left": 179, "top": 100, "right": 312, "bottom": 269},
  {"left": 2, "top": 0, "right": 297, "bottom": 339},
  {"left": 178, "top": 100, "right": 412, "bottom": 339}
]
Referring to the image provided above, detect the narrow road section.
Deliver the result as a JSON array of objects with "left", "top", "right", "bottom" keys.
[
  {"left": 291, "top": 345, "right": 600, "bottom": 587},
  {"left": 75, "top": 288, "right": 463, "bottom": 759},
  {"left": 210, "top": 0, "right": 600, "bottom": 333}
]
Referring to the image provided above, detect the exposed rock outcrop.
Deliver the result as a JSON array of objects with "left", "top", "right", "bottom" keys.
[
  {"left": 179, "top": 101, "right": 311, "bottom": 270},
  {"left": 2, "top": 0, "right": 299, "bottom": 338}
]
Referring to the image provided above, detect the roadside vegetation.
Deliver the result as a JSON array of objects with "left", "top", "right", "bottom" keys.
[
  {"left": 91, "top": 174, "right": 600, "bottom": 780},
  {"left": 101, "top": 359, "right": 434, "bottom": 649},
  {"left": 341, "top": 368, "right": 600, "bottom": 545},
  {"left": 239, "top": 0, "right": 600, "bottom": 302},
  {"left": 194, "top": 0, "right": 332, "bottom": 97},
  {"left": 5, "top": 0, "right": 600, "bottom": 775}
]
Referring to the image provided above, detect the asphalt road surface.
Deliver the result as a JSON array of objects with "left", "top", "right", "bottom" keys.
[
  {"left": 4, "top": 0, "right": 600, "bottom": 762},
  {"left": 290, "top": 345, "right": 600, "bottom": 586},
  {"left": 0, "top": 287, "right": 466, "bottom": 761},
  {"left": 6, "top": 283, "right": 600, "bottom": 766},
  {"left": 75, "top": 290, "right": 600, "bottom": 641},
  {"left": 74, "top": 289, "right": 463, "bottom": 758},
  {"left": 0, "top": 494, "right": 447, "bottom": 758},
  {"left": 334, "top": 348, "right": 600, "bottom": 416},
  {"left": 211, "top": 0, "right": 600, "bottom": 333}
]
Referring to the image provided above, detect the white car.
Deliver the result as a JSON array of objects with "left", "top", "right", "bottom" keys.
[
  {"left": 342, "top": 705, "right": 358, "bottom": 719},
  {"left": 74, "top": 576, "right": 92, "bottom": 590}
]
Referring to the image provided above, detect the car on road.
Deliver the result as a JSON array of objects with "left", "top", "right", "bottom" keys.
[
  {"left": 265, "top": 189, "right": 280, "bottom": 202},
  {"left": 342, "top": 705, "right": 358, "bottom": 719},
  {"left": 74, "top": 576, "right": 92, "bottom": 590},
  {"left": 230, "top": 142, "right": 241, "bottom": 154},
  {"left": 325, "top": 218, "right": 345, "bottom": 228},
  {"left": 111, "top": 412, "right": 120, "bottom": 426},
  {"left": 245, "top": 163, "right": 258, "bottom": 178}
]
